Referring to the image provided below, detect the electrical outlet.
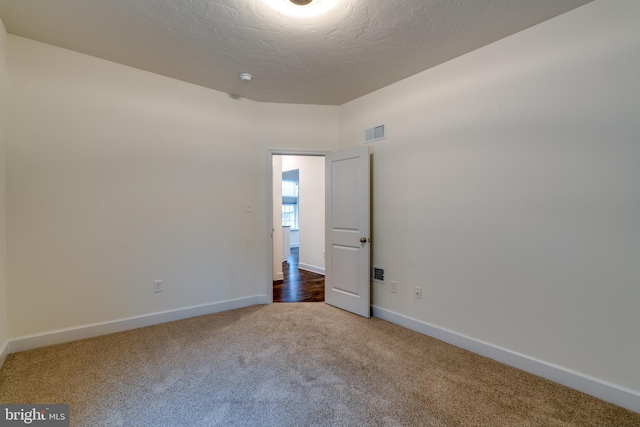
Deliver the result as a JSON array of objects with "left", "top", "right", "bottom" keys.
[
  {"left": 414, "top": 287, "right": 422, "bottom": 300},
  {"left": 153, "top": 280, "right": 163, "bottom": 293},
  {"left": 390, "top": 280, "right": 398, "bottom": 293}
]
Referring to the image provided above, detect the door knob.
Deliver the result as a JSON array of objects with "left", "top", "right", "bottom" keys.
[{"left": 360, "top": 237, "right": 367, "bottom": 243}]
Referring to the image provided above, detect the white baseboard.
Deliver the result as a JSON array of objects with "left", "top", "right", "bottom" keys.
[
  {"left": 0, "top": 340, "right": 8, "bottom": 369},
  {"left": 298, "top": 263, "right": 325, "bottom": 275},
  {"left": 372, "top": 305, "right": 640, "bottom": 414},
  {"left": 9, "top": 296, "right": 265, "bottom": 354},
  {"left": 256, "top": 295, "right": 271, "bottom": 305}
]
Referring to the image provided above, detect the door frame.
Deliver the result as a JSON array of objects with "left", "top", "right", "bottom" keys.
[{"left": 266, "top": 149, "right": 330, "bottom": 303}]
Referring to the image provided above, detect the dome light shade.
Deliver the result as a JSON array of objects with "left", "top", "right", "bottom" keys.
[{"left": 265, "top": 0, "right": 338, "bottom": 17}]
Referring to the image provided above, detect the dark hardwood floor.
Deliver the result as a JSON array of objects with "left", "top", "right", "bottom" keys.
[{"left": 273, "top": 247, "right": 325, "bottom": 302}]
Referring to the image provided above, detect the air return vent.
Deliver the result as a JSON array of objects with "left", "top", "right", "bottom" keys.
[
  {"left": 371, "top": 265, "right": 385, "bottom": 283},
  {"left": 365, "top": 125, "right": 385, "bottom": 143}
]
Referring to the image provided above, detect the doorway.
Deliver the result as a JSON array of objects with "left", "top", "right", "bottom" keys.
[{"left": 271, "top": 153, "right": 326, "bottom": 303}]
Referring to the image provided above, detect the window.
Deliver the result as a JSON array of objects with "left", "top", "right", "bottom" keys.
[
  {"left": 282, "top": 180, "right": 298, "bottom": 198},
  {"left": 282, "top": 180, "right": 299, "bottom": 229},
  {"left": 282, "top": 204, "right": 297, "bottom": 228}
]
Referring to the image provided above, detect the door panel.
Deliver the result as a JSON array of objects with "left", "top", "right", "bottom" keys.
[
  {"left": 325, "top": 146, "right": 370, "bottom": 318},
  {"left": 331, "top": 157, "right": 360, "bottom": 229},
  {"left": 331, "top": 245, "right": 359, "bottom": 295}
]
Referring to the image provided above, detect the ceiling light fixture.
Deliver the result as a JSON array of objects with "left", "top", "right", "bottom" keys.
[
  {"left": 239, "top": 73, "right": 253, "bottom": 82},
  {"left": 265, "top": 0, "right": 338, "bottom": 18}
]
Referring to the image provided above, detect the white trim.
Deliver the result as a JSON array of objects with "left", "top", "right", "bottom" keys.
[
  {"left": 9, "top": 296, "right": 264, "bottom": 354},
  {"left": 255, "top": 295, "right": 270, "bottom": 305},
  {"left": 0, "top": 340, "right": 8, "bottom": 369},
  {"left": 298, "top": 263, "right": 325, "bottom": 275},
  {"left": 372, "top": 305, "right": 640, "bottom": 414}
]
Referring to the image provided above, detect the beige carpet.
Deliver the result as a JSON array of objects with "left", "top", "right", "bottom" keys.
[{"left": 0, "top": 303, "right": 638, "bottom": 426}]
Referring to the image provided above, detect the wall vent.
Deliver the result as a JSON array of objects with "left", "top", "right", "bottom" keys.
[
  {"left": 371, "top": 265, "right": 385, "bottom": 283},
  {"left": 365, "top": 125, "right": 386, "bottom": 143}
]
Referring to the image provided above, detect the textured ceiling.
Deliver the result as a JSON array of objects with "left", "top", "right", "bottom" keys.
[{"left": 0, "top": 0, "right": 592, "bottom": 105}]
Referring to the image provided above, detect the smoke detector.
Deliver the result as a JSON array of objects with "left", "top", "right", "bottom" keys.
[{"left": 239, "top": 73, "right": 252, "bottom": 82}]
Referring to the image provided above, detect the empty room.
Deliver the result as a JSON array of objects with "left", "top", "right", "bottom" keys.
[{"left": 0, "top": 0, "right": 639, "bottom": 425}]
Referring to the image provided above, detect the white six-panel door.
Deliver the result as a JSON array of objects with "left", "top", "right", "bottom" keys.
[{"left": 325, "top": 146, "right": 371, "bottom": 318}]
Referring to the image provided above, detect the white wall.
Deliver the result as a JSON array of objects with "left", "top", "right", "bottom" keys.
[
  {"left": 290, "top": 230, "right": 299, "bottom": 248},
  {"left": 0, "top": 18, "right": 8, "bottom": 364},
  {"left": 340, "top": 0, "right": 640, "bottom": 396},
  {"left": 7, "top": 36, "right": 338, "bottom": 339},
  {"left": 282, "top": 155, "right": 325, "bottom": 274}
]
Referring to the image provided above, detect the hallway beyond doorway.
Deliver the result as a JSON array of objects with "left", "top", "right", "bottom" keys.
[{"left": 273, "top": 248, "right": 325, "bottom": 302}]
